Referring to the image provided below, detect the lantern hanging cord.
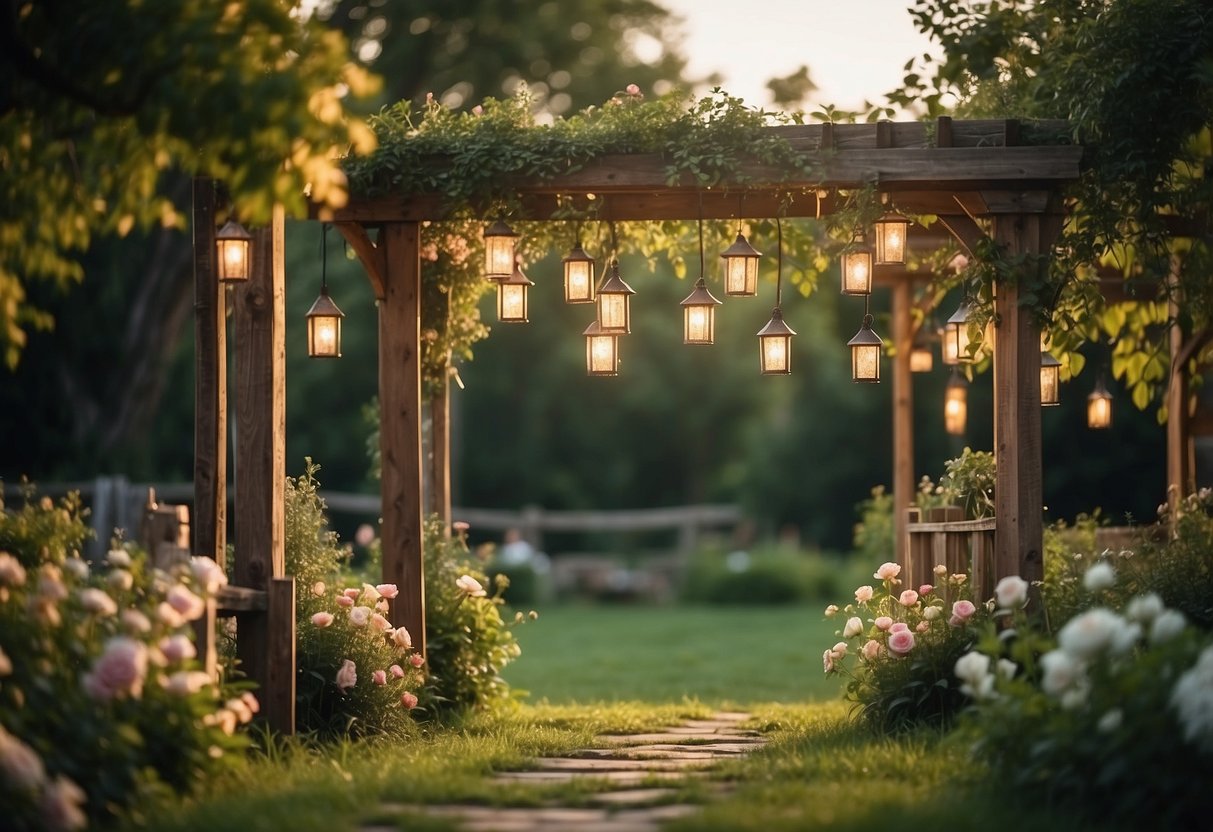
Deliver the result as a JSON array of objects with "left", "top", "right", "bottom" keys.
[
  {"left": 320, "top": 223, "right": 329, "bottom": 291},
  {"left": 864, "top": 292, "right": 872, "bottom": 326},
  {"left": 697, "top": 191, "right": 705, "bottom": 278},
  {"left": 776, "top": 217, "right": 783, "bottom": 308}
]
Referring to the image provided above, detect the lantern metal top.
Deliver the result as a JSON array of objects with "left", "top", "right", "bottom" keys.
[
  {"left": 582, "top": 320, "right": 611, "bottom": 337},
  {"left": 306, "top": 286, "right": 345, "bottom": 319},
  {"left": 501, "top": 262, "right": 534, "bottom": 287},
  {"left": 875, "top": 209, "right": 911, "bottom": 229},
  {"left": 598, "top": 259, "right": 636, "bottom": 295},
  {"left": 483, "top": 219, "right": 518, "bottom": 239},
  {"left": 1040, "top": 349, "right": 1062, "bottom": 369},
  {"left": 757, "top": 306, "right": 796, "bottom": 337},
  {"left": 847, "top": 314, "right": 883, "bottom": 347},
  {"left": 563, "top": 243, "right": 594, "bottom": 265},
  {"left": 720, "top": 233, "right": 762, "bottom": 260},
  {"left": 216, "top": 219, "right": 253, "bottom": 243},
  {"left": 946, "top": 298, "right": 972, "bottom": 326},
  {"left": 680, "top": 277, "right": 722, "bottom": 307},
  {"left": 1088, "top": 377, "right": 1112, "bottom": 400}
]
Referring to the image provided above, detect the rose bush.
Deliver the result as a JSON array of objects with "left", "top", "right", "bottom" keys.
[
  {"left": 0, "top": 489, "right": 254, "bottom": 830},
  {"left": 822, "top": 560, "right": 989, "bottom": 732}
]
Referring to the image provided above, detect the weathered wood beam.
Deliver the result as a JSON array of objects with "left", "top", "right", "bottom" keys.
[
  {"left": 192, "top": 176, "right": 226, "bottom": 567},
  {"left": 334, "top": 221, "right": 386, "bottom": 300},
  {"left": 379, "top": 222, "right": 427, "bottom": 657},
  {"left": 428, "top": 380, "right": 452, "bottom": 528},
  {"left": 892, "top": 277, "right": 914, "bottom": 564},
  {"left": 1167, "top": 255, "right": 1195, "bottom": 517}
]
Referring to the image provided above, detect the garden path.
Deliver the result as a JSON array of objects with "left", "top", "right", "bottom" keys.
[{"left": 361, "top": 711, "right": 767, "bottom": 832}]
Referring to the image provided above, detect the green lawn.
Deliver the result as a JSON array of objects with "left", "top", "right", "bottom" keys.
[{"left": 503, "top": 604, "right": 846, "bottom": 704}]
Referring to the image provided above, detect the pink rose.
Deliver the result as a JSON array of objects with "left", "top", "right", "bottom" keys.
[
  {"left": 336, "top": 659, "right": 357, "bottom": 692},
  {"left": 874, "top": 616, "right": 893, "bottom": 631},
  {"left": 156, "top": 601, "right": 186, "bottom": 628},
  {"left": 370, "top": 613, "right": 393, "bottom": 633},
  {"left": 391, "top": 626, "right": 413, "bottom": 650},
  {"left": 995, "top": 576, "right": 1030, "bottom": 609},
  {"left": 861, "top": 639, "right": 882, "bottom": 661},
  {"left": 83, "top": 636, "right": 148, "bottom": 701},
  {"left": 390, "top": 664, "right": 406, "bottom": 679},
  {"left": 874, "top": 562, "right": 902, "bottom": 581},
  {"left": 311, "top": 581, "right": 326, "bottom": 597},
  {"left": 40, "top": 775, "right": 86, "bottom": 832},
  {"left": 0, "top": 553, "right": 28, "bottom": 586},
  {"left": 343, "top": 588, "right": 362, "bottom": 600},
  {"left": 843, "top": 616, "right": 864, "bottom": 638},
  {"left": 159, "top": 634, "right": 197, "bottom": 664},
  {"left": 164, "top": 671, "right": 212, "bottom": 696},
  {"left": 887, "top": 629, "right": 916, "bottom": 655},
  {"left": 456, "top": 575, "right": 486, "bottom": 597},
  {"left": 822, "top": 648, "right": 836, "bottom": 673},
  {"left": 471, "top": 105, "right": 484, "bottom": 116},
  {"left": 625, "top": 83, "right": 641, "bottom": 95},
  {"left": 950, "top": 600, "right": 977, "bottom": 627},
  {"left": 166, "top": 584, "right": 206, "bottom": 621},
  {"left": 0, "top": 729, "right": 46, "bottom": 790},
  {"left": 122, "top": 609, "right": 151, "bottom": 634},
  {"left": 401, "top": 691, "right": 419, "bottom": 709},
  {"left": 452, "top": 521, "right": 470, "bottom": 533},
  {"left": 919, "top": 584, "right": 934, "bottom": 596},
  {"left": 335, "top": 595, "right": 354, "bottom": 608},
  {"left": 311, "top": 612, "right": 334, "bottom": 628},
  {"left": 376, "top": 599, "right": 389, "bottom": 613},
  {"left": 376, "top": 584, "right": 399, "bottom": 600},
  {"left": 79, "top": 588, "right": 117, "bottom": 616},
  {"left": 854, "top": 585, "right": 874, "bottom": 603},
  {"left": 916, "top": 620, "right": 930, "bottom": 633},
  {"left": 409, "top": 653, "right": 425, "bottom": 668},
  {"left": 241, "top": 691, "right": 260, "bottom": 715},
  {"left": 890, "top": 622, "right": 910, "bottom": 633},
  {"left": 899, "top": 590, "right": 919, "bottom": 607},
  {"left": 372, "top": 670, "right": 387, "bottom": 686},
  {"left": 349, "top": 606, "right": 372, "bottom": 627},
  {"left": 190, "top": 556, "right": 227, "bottom": 594}
]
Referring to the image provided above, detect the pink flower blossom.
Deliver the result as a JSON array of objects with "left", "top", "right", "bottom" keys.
[
  {"left": 372, "top": 670, "right": 387, "bottom": 686},
  {"left": 890, "top": 622, "right": 910, "bottom": 633},
  {"left": 0, "top": 552, "right": 27, "bottom": 586},
  {"left": 336, "top": 659, "right": 357, "bottom": 692},
  {"left": 164, "top": 670, "right": 213, "bottom": 696},
  {"left": 311, "top": 611, "right": 335, "bottom": 628},
  {"left": 919, "top": 584, "right": 934, "bottom": 596},
  {"left": 854, "top": 585, "right": 874, "bottom": 603},
  {"left": 916, "top": 620, "right": 930, "bottom": 633},
  {"left": 122, "top": 609, "right": 151, "bottom": 634},
  {"left": 861, "top": 639, "right": 882, "bottom": 661},
  {"left": 401, "top": 691, "right": 419, "bottom": 709},
  {"left": 166, "top": 584, "right": 206, "bottom": 621},
  {"left": 887, "top": 629, "right": 916, "bottom": 655},
  {"left": 108, "top": 569, "right": 133, "bottom": 591},
  {"left": 361, "top": 583, "right": 381, "bottom": 602},
  {"left": 471, "top": 105, "right": 483, "bottom": 116},
  {"left": 242, "top": 692, "right": 260, "bottom": 715},
  {"left": 156, "top": 601, "right": 186, "bottom": 628},
  {"left": 898, "top": 589, "right": 920, "bottom": 607},
  {"left": 0, "top": 726, "right": 46, "bottom": 790},
  {"left": 456, "top": 575, "right": 486, "bottom": 597},
  {"left": 336, "top": 595, "right": 354, "bottom": 608},
  {"left": 874, "top": 562, "right": 901, "bottom": 581},
  {"left": 392, "top": 626, "right": 413, "bottom": 650},
  {"left": 995, "top": 575, "right": 1030, "bottom": 609},
  {"left": 311, "top": 581, "right": 326, "bottom": 597},
  {"left": 226, "top": 696, "right": 254, "bottom": 725},
  {"left": 376, "top": 584, "right": 399, "bottom": 599},
  {"left": 40, "top": 775, "right": 86, "bottom": 831},
  {"left": 933, "top": 564, "right": 948, "bottom": 577},
  {"left": 83, "top": 636, "right": 148, "bottom": 701},
  {"left": 159, "top": 634, "right": 197, "bottom": 663},
  {"left": 78, "top": 588, "right": 117, "bottom": 616},
  {"left": 824, "top": 604, "right": 839, "bottom": 617},
  {"left": 370, "top": 613, "right": 392, "bottom": 633},
  {"left": 0, "top": 646, "right": 11, "bottom": 676},
  {"left": 409, "top": 653, "right": 425, "bottom": 668},
  {"left": 950, "top": 599, "right": 977, "bottom": 626},
  {"left": 344, "top": 588, "right": 362, "bottom": 600},
  {"left": 190, "top": 556, "right": 227, "bottom": 594},
  {"left": 625, "top": 83, "right": 641, "bottom": 95},
  {"left": 843, "top": 616, "right": 864, "bottom": 638},
  {"left": 390, "top": 664, "right": 406, "bottom": 679},
  {"left": 349, "top": 606, "right": 372, "bottom": 627},
  {"left": 822, "top": 648, "right": 836, "bottom": 673},
  {"left": 874, "top": 616, "right": 894, "bottom": 631},
  {"left": 452, "top": 521, "right": 470, "bottom": 533},
  {"left": 376, "top": 599, "right": 389, "bottom": 613},
  {"left": 38, "top": 565, "right": 68, "bottom": 602}
]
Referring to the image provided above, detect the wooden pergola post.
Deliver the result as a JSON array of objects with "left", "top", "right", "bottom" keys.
[
  {"left": 1167, "top": 254, "right": 1194, "bottom": 518},
  {"left": 428, "top": 375, "right": 452, "bottom": 527},
  {"left": 192, "top": 177, "right": 226, "bottom": 568},
  {"left": 378, "top": 222, "right": 427, "bottom": 657},
  {"left": 991, "top": 209, "right": 1062, "bottom": 587},
  {"left": 891, "top": 276, "right": 914, "bottom": 563}
]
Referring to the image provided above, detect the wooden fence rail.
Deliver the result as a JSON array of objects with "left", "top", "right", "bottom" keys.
[{"left": 905, "top": 507, "right": 997, "bottom": 602}]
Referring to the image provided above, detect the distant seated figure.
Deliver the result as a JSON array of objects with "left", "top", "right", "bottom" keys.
[{"left": 498, "top": 528, "right": 550, "bottom": 573}]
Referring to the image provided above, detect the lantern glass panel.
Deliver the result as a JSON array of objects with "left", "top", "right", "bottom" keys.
[
  {"left": 564, "top": 258, "right": 595, "bottom": 303},
  {"left": 584, "top": 322, "right": 618, "bottom": 376},
  {"left": 311, "top": 316, "right": 340, "bottom": 358},
  {"left": 498, "top": 283, "right": 528, "bottom": 322},
  {"left": 874, "top": 215, "right": 910, "bottom": 265},
  {"left": 852, "top": 344, "right": 881, "bottom": 382},
  {"left": 1088, "top": 391, "right": 1112, "bottom": 428},
  {"left": 217, "top": 239, "right": 249, "bottom": 282},
  {"left": 485, "top": 238, "right": 514, "bottom": 279},
  {"left": 724, "top": 256, "right": 758, "bottom": 296},
  {"left": 1040, "top": 363, "right": 1060, "bottom": 406},
  {"left": 684, "top": 306, "right": 713, "bottom": 344},
  {"left": 760, "top": 335, "right": 790, "bottom": 374},
  {"left": 598, "top": 293, "right": 629, "bottom": 333},
  {"left": 841, "top": 250, "right": 872, "bottom": 295},
  {"left": 945, "top": 384, "right": 967, "bottom": 435},
  {"left": 910, "top": 345, "right": 934, "bottom": 373}
]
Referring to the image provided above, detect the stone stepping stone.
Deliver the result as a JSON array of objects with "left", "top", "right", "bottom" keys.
[
  {"left": 532, "top": 756, "right": 714, "bottom": 772},
  {"left": 593, "top": 732, "right": 767, "bottom": 746},
  {"left": 492, "top": 769, "right": 708, "bottom": 785},
  {"left": 570, "top": 747, "right": 727, "bottom": 761},
  {"left": 585, "top": 787, "right": 678, "bottom": 806},
  {"left": 624, "top": 741, "right": 767, "bottom": 755}
]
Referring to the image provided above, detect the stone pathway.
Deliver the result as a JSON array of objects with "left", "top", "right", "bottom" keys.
[{"left": 363, "top": 711, "right": 766, "bottom": 832}]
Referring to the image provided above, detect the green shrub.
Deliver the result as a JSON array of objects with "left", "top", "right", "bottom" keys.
[
  {"left": 852, "top": 485, "right": 893, "bottom": 564},
  {"left": 0, "top": 489, "right": 251, "bottom": 830},
  {"left": 953, "top": 561, "right": 1213, "bottom": 828},
  {"left": 484, "top": 563, "right": 542, "bottom": 607},
  {"left": 285, "top": 464, "right": 425, "bottom": 739},
  {"left": 821, "top": 559, "right": 989, "bottom": 733},
  {"left": 682, "top": 546, "right": 855, "bottom": 605}
]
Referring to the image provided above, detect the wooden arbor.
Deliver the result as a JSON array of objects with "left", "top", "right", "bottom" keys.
[
  {"left": 315, "top": 117, "right": 1082, "bottom": 650},
  {"left": 196, "top": 117, "right": 1082, "bottom": 671}
]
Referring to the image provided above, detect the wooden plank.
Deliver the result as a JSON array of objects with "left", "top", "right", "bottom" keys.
[
  {"left": 906, "top": 518, "right": 997, "bottom": 533},
  {"left": 891, "top": 278, "right": 914, "bottom": 565},
  {"left": 379, "top": 222, "right": 427, "bottom": 657},
  {"left": 192, "top": 176, "right": 226, "bottom": 566},
  {"left": 215, "top": 585, "right": 268, "bottom": 612},
  {"left": 265, "top": 577, "right": 296, "bottom": 735},
  {"left": 428, "top": 381, "right": 452, "bottom": 527},
  {"left": 992, "top": 212, "right": 1060, "bottom": 592},
  {"left": 935, "top": 116, "right": 954, "bottom": 149}
]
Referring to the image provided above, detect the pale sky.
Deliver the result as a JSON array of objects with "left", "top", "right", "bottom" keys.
[{"left": 657, "top": 0, "right": 939, "bottom": 113}]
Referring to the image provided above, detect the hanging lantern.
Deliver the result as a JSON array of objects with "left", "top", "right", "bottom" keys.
[
  {"left": 596, "top": 258, "right": 635, "bottom": 334},
  {"left": 1040, "top": 349, "right": 1062, "bottom": 406},
  {"left": 496, "top": 261, "right": 534, "bottom": 323},
  {"left": 562, "top": 243, "right": 596, "bottom": 304},
  {"left": 215, "top": 219, "right": 252, "bottom": 282},
  {"left": 944, "top": 370, "right": 967, "bottom": 435},
  {"left": 584, "top": 320, "right": 619, "bottom": 376},
  {"left": 483, "top": 220, "right": 518, "bottom": 280},
  {"left": 873, "top": 209, "right": 912, "bottom": 265},
  {"left": 942, "top": 298, "right": 973, "bottom": 365},
  {"left": 306, "top": 287, "right": 345, "bottom": 358},
  {"left": 840, "top": 231, "right": 873, "bottom": 296},
  {"left": 721, "top": 231, "right": 761, "bottom": 296},
  {"left": 1087, "top": 377, "right": 1113, "bottom": 429},
  {"left": 910, "top": 330, "right": 934, "bottom": 373},
  {"left": 757, "top": 307, "right": 796, "bottom": 375},
  {"left": 680, "top": 278, "right": 723, "bottom": 345},
  {"left": 848, "top": 314, "right": 883, "bottom": 383}
]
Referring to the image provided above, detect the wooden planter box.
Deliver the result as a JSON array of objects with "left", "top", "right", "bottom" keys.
[{"left": 905, "top": 506, "right": 996, "bottom": 601}]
